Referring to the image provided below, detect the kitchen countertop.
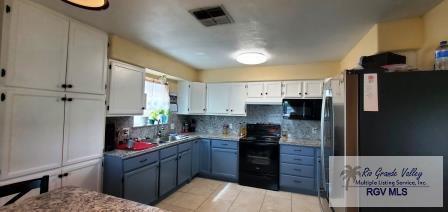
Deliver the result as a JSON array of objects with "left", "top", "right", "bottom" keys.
[
  {"left": 0, "top": 186, "right": 165, "bottom": 212},
  {"left": 279, "top": 137, "right": 321, "bottom": 147},
  {"left": 104, "top": 133, "right": 320, "bottom": 159}
]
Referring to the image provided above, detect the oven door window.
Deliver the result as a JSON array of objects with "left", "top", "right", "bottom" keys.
[{"left": 240, "top": 143, "right": 279, "bottom": 175}]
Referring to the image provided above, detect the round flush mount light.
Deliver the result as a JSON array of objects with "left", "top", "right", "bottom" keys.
[
  {"left": 62, "top": 0, "right": 109, "bottom": 10},
  {"left": 236, "top": 52, "right": 268, "bottom": 65}
]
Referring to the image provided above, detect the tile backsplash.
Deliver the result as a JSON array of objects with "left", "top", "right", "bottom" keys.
[
  {"left": 106, "top": 105, "right": 320, "bottom": 140},
  {"left": 178, "top": 105, "right": 321, "bottom": 140}
]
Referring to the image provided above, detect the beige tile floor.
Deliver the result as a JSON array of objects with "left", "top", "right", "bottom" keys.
[{"left": 156, "top": 177, "right": 321, "bottom": 212}]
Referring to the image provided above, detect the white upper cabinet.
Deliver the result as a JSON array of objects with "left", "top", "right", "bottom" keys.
[
  {"left": 207, "top": 83, "right": 230, "bottom": 115},
  {"left": 107, "top": 60, "right": 145, "bottom": 116},
  {"left": 66, "top": 20, "right": 108, "bottom": 95},
  {"left": 206, "top": 83, "right": 247, "bottom": 116},
  {"left": 63, "top": 93, "right": 105, "bottom": 166},
  {"left": 0, "top": 0, "right": 69, "bottom": 91},
  {"left": 282, "top": 80, "right": 323, "bottom": 98},
  {"left": 283, "top": 81, "right": 303, "bottom": 98},
  {"left": 0, "top": 88, "right": 65, "bottom": 180},
  {"left": 264, "top": 82, "right": 282, "bottom": 98},
  {"left": 228, "top": 83, "right": 247, "bottom": 115},
  {"left": 61, "top": 159, "right": 102, "bottom": 192},
  {"left": 189, "top": 82, "right": 207, "bottom": 114},
  {"left": 247, "top": 81, "right": 282, "bottom": 104},
  {"left": 247, "top": 82, "right": 264, "bottom": 98},
  {"left": 177, "top": 81, "right": 190, "bottom": 114},
  {"left": 303, "top": 80, "right": 323, "bottom": 98}
]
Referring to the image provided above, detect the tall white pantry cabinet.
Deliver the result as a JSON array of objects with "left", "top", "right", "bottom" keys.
[{"left": 0, "top": 0, "right": 106, "bottom": 194}]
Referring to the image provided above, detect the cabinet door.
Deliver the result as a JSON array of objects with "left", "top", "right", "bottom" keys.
[
  {"left": 303, "top": 81, "right": 323, "bottom": 98},
  {"left": 177, "top": 81, "right": 190, "bottom": 114},
  {"left": 1, "top": 0, "right": 68, "bottom": 91},
  {"left": 159, "top": 155, "right": 177, "bottom": 197},
  {"left": 192, "top": 140, "right": 200, "bottom": 176},
  {"left": 107, "top": 61, "right": 145, "bottom": 116},
  {"left": 247, "top": 82, "right": 264, "bottom": 98},
  {"left": 123, "top": 162, "right": 159, "bottom": 205},
  {"left": 61, "top": 159, "right": 102, "bottom": 192},
  {"left": 283, "top": 81, "right": 303, "bottom": 98},
  {"left": 0, "top": 88, "right": 64, "bottom": 180},
  {"left": 189, "top": 82, "right": 206, "bottom": 114},
  {"left": 66, "top": 20, "right": 107, "bottom": 95},
  {"left": 211, "top": 148, "right": 237, "bottom": 180},
  {"left": 199, "top": 140, "right": 211, "bottom": 175},
  {"left": 264, "top": 82, "right": 282, "bottom": 98},
  {"left": 63, "top": 93, "right": 105, "bottom": 166},
  {"left": 229, "top": 83, "right": 247, "bottom": 116},
  {"left": 177, "top": 150, "right": 192, "bottom": 185},
  {"left": 206, "top": 84, "right": 230, "bottom": 115}
]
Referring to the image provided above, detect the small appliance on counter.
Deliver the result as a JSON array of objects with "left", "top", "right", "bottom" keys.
[{"left": 239, "top": 123, "right": 281, "bottom": 191}]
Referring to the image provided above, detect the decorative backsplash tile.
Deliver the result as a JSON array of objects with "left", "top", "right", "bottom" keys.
[
  {"left": 177, "top": 105, "right": 321, "bottom": 140},
  {"left": 106, "top": 105, "right": 320, "bottom": 140}
]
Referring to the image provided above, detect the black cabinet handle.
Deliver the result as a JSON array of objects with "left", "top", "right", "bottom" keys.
[
  {"left": 63, "top": 173, "right": 69, "bottom": 177},
  {"left": 67, "top": 84, "right": 73, "bottom": 88},
  {"left": 265, "top": 92, "right": 268, "bottom": 95},
  {"left": 142, "top": 107, "right": 145, "bottom": 110},
  {"left": 230, "top": 109, "right": 233, "bottom": 112},
  {"left": 61, "top": 84, "right": 67, "bottom": 88},
  {"left": 62, "top": 84, "right": 73, "bottom": 88},
  {"left": 260, "top": 92, "right": 263, "bottom": 96},
  {"left": 294, "top": 180, "right": 302, "bottom": 184},
  {"left": 299, "top": 92, "right": 302, "bottom": 95},
  {"left": 1, "top": 93, "right": 5, "bottom": 102},
  {"left": 305, "top": 92, "right": 308, "bottom": 95},
  {"left": 139, "top": 158, "right": 148, "bottom": 163},
  {"left": 294, "top": 158, "right": 302, "bottom": 161},
  {"left": 61, "top": 97, "right": 67, "bottom": 101},
  {"left": 294, "top": 149, "right": 302, "bottom": 152},
  {"left": 67, "top": 98, "right": 73, "bottom": 102},
  {"left": 226, "top": 109, "right": 229, "bottom": 112},
  {"left": 57, "top": 174, "right": 63, "bottom": 178}
]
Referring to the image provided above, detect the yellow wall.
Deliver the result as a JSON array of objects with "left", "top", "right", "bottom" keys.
[
  {"left": 199, "top": 61, "right": 340, "bottom": 82},
  {"left": 417, "top": 0, "right": 448, "bottom": 70},
  {"left": 378, "top": 17, "right": 423, "bottom": 52},
  {"left": 109, "top": 35, "right": 199, "bottom": 81},
  {"left": 340, "top": 25, "right": 379, "bottom": 71}
]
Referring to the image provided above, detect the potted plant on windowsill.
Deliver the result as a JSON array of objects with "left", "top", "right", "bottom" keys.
[
  {"left": 159, "top": 109, "right": 169, "bottom": 124},
  {"left": 149, "top": 111, "right": 159, "bottom": 125}
]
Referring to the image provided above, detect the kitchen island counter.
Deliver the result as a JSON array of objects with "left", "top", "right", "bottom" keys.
[{"left": 0, "top": 186, "right": 165, "bottom": 212}]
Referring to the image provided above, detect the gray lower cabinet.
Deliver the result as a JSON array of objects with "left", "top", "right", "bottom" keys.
[
  {"left": 191, "top": 139, "right": 200, "bottom": 176},
  {"left": 279, "top": 144, "right": 319, "bottom": 195},
  {"left": 103, "top": 151, "right": 159, "bottom": 204},
  {"left": 177, "top": 149, "right": 192, "bottom": 185},
  {"left": 159, "top": 154, "right": 178, "bottom": 197},
  {"left": 124, "top": 162, "right": 159, "bottom": 205},
  {"left": 199, "top": 139, "right": 211, "bottom": 175},
  {"left": 211, "top": 147, "right": 238, "bottom": 180}
]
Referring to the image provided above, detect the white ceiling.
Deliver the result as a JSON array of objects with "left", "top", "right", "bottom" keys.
[{"left": 31, "top": 0, "right": 441, "bottom": 70}]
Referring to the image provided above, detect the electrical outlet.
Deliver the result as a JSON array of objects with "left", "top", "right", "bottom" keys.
[
  {"left": 229, "top": 124, "right": 233, "bottom": 129},
  {"left": 170, "top": 123, "right": 175, "bottom": 130}
]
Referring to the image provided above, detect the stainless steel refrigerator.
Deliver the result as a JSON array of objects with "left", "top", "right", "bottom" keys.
[{"left": 319, "top": 69, "right": 448, "bottom": 212}]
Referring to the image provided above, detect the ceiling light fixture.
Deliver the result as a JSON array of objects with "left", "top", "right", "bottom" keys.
[
  {"left": 236, "top": 52, "right": 268, "bottom": 65},
  {"left": 61, "top": 0, "right": 109, "bottom": 10}
]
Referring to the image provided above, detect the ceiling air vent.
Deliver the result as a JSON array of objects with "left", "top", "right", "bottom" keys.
[{"left": 189, "top": 5, "right": 234, "bottom": 27}]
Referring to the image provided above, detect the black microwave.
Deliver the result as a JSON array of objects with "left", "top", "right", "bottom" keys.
[{"left": 282, "top": 99, "right": 322, "bottom": 120}]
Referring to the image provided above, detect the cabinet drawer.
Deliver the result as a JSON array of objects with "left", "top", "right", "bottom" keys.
[
  {"left": 211, "top": 140, "right": 237, "bottom": 149},
  {"left": 280, "top": 174, "right": 315, "bottom": 191},
  {"left": 178, "top": 142, "right": 192, "bottom": 153},
  {"left": 280, "top": 163, "right": 314, "bottom": 178},
  {"left": 124, "top": 151, "right": 159, "bottom": 172},
  {"left": 280, "top": 154, "right": 314, "bottom": 165},
  {"left": 160, "top": 146, "right": 177, "bottom": 159},
  {"left": 280, "top": 145, "right": 315, "bottom": 156}
]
